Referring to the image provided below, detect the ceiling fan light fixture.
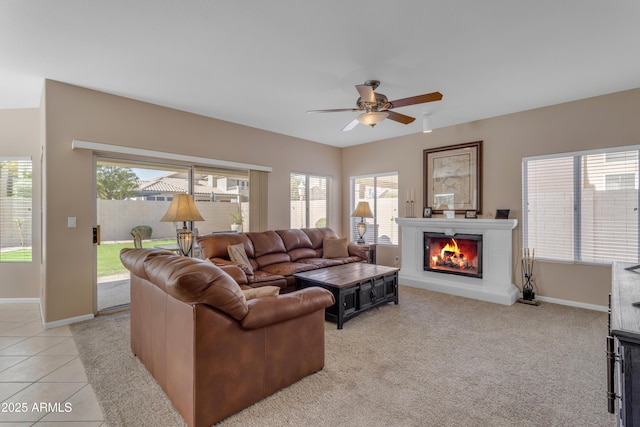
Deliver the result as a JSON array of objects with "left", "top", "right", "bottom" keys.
[
  {"left": 357, "top": 111, "right": 388, "bottom": 127},
  {"left": 422, "top": 113, "right": 432, "bottom": 133}
]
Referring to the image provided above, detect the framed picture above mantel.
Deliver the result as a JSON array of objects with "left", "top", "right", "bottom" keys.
[{"left": 423, "top": 141, "right": 482, "bottom": 214}]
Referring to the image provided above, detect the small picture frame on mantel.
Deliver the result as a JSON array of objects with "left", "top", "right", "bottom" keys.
[
  {"left": 423, "top": 207, "right": 433, "bottom": 218},
  {"left": 443, "top": 210, "right": 455, "bottom": 219},
  {"left": 496, "top": 209, "right": 510, "bottom": 219},
  {"left": 465, "top": 210, "right": 477, "bottom": 219}
]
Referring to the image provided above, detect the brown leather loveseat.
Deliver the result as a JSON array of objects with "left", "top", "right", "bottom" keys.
[
  {"left": 120, "top": 247, "right": 335, "bottom": 427},
  {"left": 197, "top": 227, "right": 368, "bottom": 293}
]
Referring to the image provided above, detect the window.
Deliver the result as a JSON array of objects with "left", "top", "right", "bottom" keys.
[
  {"left": 350, "top": 173, "right": 398, "bottom": 244},
  {"left": 0, "top": 157, "right": 32, "bottom": 262},
  {"left": 290, "top": 173, "right": 328, "bottom": 228},
  {"left": 523, "top": 147, "right": 639, "bottom": 264}
]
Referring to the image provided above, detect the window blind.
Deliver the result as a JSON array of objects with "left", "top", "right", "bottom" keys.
[
  {"left": 290, "top": 173, "right": 328, "bottom": 229},
  {"left": 523, "top": 148, "right": 639, "bottom": 264},
  {"left": 0, "top": 157, "right": 32, "bottom": 262},
  {"left": 351, "top": 173, "right": 398, "bottom": 245}
]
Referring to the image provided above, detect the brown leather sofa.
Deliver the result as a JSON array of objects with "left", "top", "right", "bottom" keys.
[
  {"left": 120, "top": 247, "right": 335, "bottom": 427},
  {"left": 197, "top": 227, "right": 368, "bottom": 293}
]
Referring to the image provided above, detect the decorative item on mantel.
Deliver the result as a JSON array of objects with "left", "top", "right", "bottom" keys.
[
  {"left": 518, "top": 248, "right": 540, "bottom": 306},
  {"left": 160, "top": 194, "right": 204, "bottom": 257},
  {"left": 406, "top": 188, "right": 415, "bottom": 218}
]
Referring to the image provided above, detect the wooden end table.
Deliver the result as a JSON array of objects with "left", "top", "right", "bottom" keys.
[{"left": 294, "top": 263, "right": 399, "bottom": 329}]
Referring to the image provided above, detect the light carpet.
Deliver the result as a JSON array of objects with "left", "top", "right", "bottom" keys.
[{"left": 70, "top": 286, "right": 616, "bottom": 427}]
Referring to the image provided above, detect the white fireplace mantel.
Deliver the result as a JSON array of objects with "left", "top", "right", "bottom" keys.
[{"left": 395, "top": 217, "right": 519, "bottom": 305}]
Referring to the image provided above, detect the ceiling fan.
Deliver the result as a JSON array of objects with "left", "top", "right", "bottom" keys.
[{"left": 307, "top": 80, "right": 443, "bottom": 131}]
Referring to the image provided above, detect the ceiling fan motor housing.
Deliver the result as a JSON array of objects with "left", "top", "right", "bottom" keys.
[{"left": 357, "top": 93, "right": 389, "bottom": 111}]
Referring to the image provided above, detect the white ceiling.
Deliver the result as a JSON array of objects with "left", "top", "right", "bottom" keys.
[{"left": 1, "top": 1, "right": 640, "bottom": 148}]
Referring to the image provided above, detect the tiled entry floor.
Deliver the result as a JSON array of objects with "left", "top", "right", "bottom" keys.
[{"left": 0, "top": 303, "right": 106, "bottom": 426}]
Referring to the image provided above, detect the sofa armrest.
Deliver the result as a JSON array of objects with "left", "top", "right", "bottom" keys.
[
  {"left": 348, "top": 243, "right": 369, "bottom": 261},
  {"left": 240, "top": 287, "right": 334, "bottom": 330}
]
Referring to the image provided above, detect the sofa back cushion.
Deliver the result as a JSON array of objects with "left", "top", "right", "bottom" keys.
[
  {"left": 275, "top": 229, "right": 316, "bottom": 261},
  {"left": 197, "top": 232, "right": 255, "bottom": 260},
  {"left": 302, "top": 228, "right": 339, "bottom": 257},
  {"left": 246, "top": 231, "right": 290, "bottom": 268},
  {"left": 120, "top": 248, "right": 174, "bottom": 280},
  {"left": 143, "top": 254, "right": 249, "bottom": 321}
]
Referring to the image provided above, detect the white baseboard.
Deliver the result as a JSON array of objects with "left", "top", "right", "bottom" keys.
[
  {"left": 43, "top": 313, "right": 94, "bottom": 330},
  {"left": 0, "top": 298, "right": 41, "bottom": 304},
  {"left": 533, "top": 295, "right": 608, "bottom": 312}
]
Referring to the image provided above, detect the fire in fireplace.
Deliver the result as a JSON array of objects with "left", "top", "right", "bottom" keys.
[{"left": 423, "top": 232, "right": 483, "bottom": 278}]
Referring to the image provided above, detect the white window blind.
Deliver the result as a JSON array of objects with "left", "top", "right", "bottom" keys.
[
  {"left": 351, "top": 173, "right": 398, "bottom": 244},
  {"left": 523, "top": 148, "right": 639, "bottom": 264},
  {"left": 0, "top": 157, "right": 33, "bottom": 262},
  {"left": 290, "top": 173, "right": 328, "bottom": 229}
]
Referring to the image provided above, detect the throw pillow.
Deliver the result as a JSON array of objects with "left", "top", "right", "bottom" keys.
[
  {"left": 323, "top": 237, "right": 349, "bottom": 258},
  {"left": 227, "top": 243, "right": 254, "bottom": 274},
  {"left": 243, "top": 285, "right": 280, "bottom": 300}
]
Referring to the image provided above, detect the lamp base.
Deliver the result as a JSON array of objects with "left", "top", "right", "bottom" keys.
[{"left": 177, "top": 227, "right": 194, "bottom": 257}]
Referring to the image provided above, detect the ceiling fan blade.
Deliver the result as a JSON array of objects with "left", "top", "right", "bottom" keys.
[
  {"left": 384, "top": 110, "right": 415, "bottom": 124},
  {"left": 306, "top": 108, "right": 361, "bottom": 113},
  {"left": 342, "top": 118, "right": 360, "bottom": 131},
  {"left": 387, "top": 91, "right": 443, "bottom": 109},
  {"left": 356, "top": 84, "right": 376, "bottom": 104}
]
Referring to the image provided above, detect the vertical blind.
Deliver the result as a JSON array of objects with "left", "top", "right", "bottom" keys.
[
  {"left": 351, "top": 173, "right": 398, "bottom": 244},
  {"left": 290, "top": 173, "right": 328, "bottom": 229},
  {"left": 0, "top": 157, "right": 32, "bottom": 262},
  {"left": 523, "top": 147, "right": 639, "bottom": 264}
]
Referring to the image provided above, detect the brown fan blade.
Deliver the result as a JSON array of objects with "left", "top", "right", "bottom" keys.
[
  {"left": 387, "top": 92, "right": 443, "bottom": 109},
  {"left": 384, "top": 110, "right": 415, "bottom": 125},
  {"left": 356, "top": 84, "right": 376, "bottom": 104},
  {"left": 306, "top": 108, "right": 362, "bottom": 113},
  {"left": 342, "top": 118, "right": 360, "bottom": 131}
]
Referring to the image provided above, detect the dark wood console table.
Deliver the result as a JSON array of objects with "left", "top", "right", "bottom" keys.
[
  {"left": 608, "top": 262, "right": 640, "bottom": 426},
  {"left": 294, "top": 263, "right": 399, "bottom": 329}
]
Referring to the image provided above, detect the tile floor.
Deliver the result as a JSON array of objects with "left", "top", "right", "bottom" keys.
[{"left": 0, "top": 302, "right": 106, "bottom": 426}]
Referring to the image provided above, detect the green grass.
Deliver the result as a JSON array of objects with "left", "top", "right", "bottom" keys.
[
  {"left": 0, "top": 250, "right": 32, "bottom": 262},
  {"left": 0, "top": 240, "right": 174, "bottom": 277},
  {"left": 97, "top": 240, "right": 173, "bottom": 277}
]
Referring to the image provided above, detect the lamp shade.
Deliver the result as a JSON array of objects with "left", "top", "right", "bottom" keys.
[
  {"left": 357, "top": 111, "right": 388, "bottom": 127},
  {"left": 351, "top": 201, "right": 374, "bottom": 219},
  {"left": 160, "top": 194, "right": 204, "bottom": 222}
]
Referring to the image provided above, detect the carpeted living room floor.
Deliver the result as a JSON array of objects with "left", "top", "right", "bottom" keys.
[{"left": 71, "top": 286, "right": 616, "bottom": 427}]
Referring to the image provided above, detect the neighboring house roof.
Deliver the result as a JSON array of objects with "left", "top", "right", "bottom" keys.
[{"left": 136, "top": 174, "right": 239, "bottom": 197}]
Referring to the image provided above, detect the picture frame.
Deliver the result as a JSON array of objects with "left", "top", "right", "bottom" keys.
[
  {"left": 465, "top": 210, "right": 477, "bottom": 219},
  {"left": 424, "top": 141, "right": 482, "bottom": 214},
  {"left": 443, "top": 210, "right": 455, "bottom": 219},
  {"left": 495, "top": 209, "right": 510, "bottom": 219},
  {"left": 423, "top": 207, "right": 433, "bottom": 218}
]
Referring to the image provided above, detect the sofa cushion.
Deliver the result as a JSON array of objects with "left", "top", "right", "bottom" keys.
[
  {"left": 302, "top": 228, "right": 339, "bottom": 250},
  {"left": 323, "top": 237, "right": 349, "bottom": 258},
  {"left": 227, "top": 243, "right": 254, "bottom": 274},
  {"left": 275, "top": 229, "right": 313, "bottom": 251},
  {"left": 143, "top": 254, "right": 249, "bottom": 321},
  {"left": 242, "top": 285, "right": 280, "bottom": 300},
  {"left": 260, "top": 262, "right": 317, "bottom": 277},
  {"left": 198, "top": 232, "right": 255, "bottom": 260},
  {"left": 247, "top": 231, "right": 287, "bottom": 257}
]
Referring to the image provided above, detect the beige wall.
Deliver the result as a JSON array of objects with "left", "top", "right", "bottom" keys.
[
  {"left": 0, "top": 108, "right": 42, "bottom": 299},
  {"left": 40, "top": 80, "right": 342, "bottom": 323},
  {"left": 5, "top": 81, "right": 639, "bottom": 320},
  {"left": 342, "top": 88, "right": 640, "bottom": 307}
]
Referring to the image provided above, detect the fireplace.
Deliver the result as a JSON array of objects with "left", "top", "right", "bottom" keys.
[{"left": 424, "top": 232, "right": 483, "bottom": 278}]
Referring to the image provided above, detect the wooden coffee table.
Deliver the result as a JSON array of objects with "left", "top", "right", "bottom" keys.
[{"left": 294, "top": 263, "right": 399, "bottom": 329}]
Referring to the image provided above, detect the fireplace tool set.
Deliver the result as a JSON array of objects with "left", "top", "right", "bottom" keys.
[{"left": 518, "top": 248, "right": 539, "bottom": 306}]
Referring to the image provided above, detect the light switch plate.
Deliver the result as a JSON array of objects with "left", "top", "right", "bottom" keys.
[{"left": 68, "top": 217, "right": 76, "bottom": 228}]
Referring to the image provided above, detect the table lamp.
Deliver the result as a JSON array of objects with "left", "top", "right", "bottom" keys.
[
  {"left": 351, "top": 201, "right": 373, "bottom": 244},
  {"left": 160, "top": 194, "right": 204, "bottom": 256}
]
